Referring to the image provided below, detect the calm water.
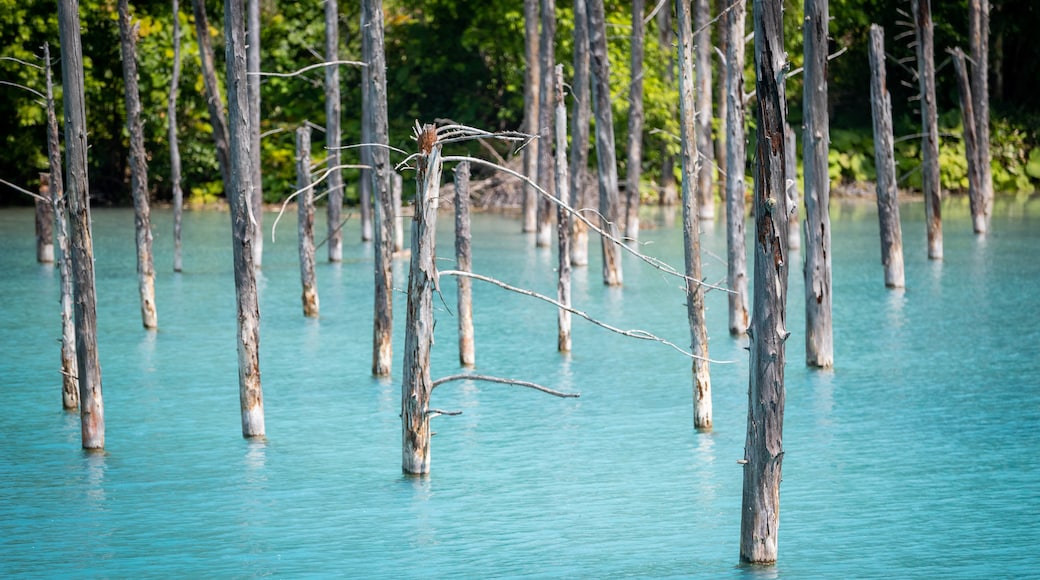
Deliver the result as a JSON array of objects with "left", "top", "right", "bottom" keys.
[{"left": 1, "top": 196, "right": 1038, "bottom": 578}]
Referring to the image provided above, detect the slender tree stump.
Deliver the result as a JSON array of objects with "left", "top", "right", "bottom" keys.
[
  {"left": 36, "top": 173, "right": 55, "bottom": 263},
  {"left": 522, "top": 0, "right": 540, "bottom": 234},
  {"left": 950, "top": 48, "right": 987, "bottom": 235},
  {"left": 325, "top": 0, "right": 344, "bottom": 260},
  {"left": 969, "top": 0, "right": 993, "bottom": 232},
  {"left": 912, "top": 0, "right": 943, "bottom": 260},
  {"left": 170, "top": 0, "right": 184, "bottom": 273},
  {"left": 296, "top": 126, "right": 319, "bottom": 318},
  {"left": 190, "top": 0, "right": 230, "bottom": 188},
  {"left": 535, "top": 0, "right": 557, "bottom": 249},
  {"left": 624, "top": 0, "right": 646, "bottom": 241},
  {"left": 247, "top": 0, "right": 263, "bottom": 268},
  {"left": 554, "top": 64, "right": 573, "bottom": 353},
  {"left": 569, "top": 0, "right": 591, "bottom": 267},
  {"left": 725, "top": 0, "right": 750, "bottom": 336},
  {"left": 694, "top": 0, "right": 715, "bottom": 220},
  {"left": 453, "top": 162, "right": 475, "bottom": 367}
]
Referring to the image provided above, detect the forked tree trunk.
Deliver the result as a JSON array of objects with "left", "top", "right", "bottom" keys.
[
  {"left": 36, "top": 174, "right": 54, "bottom": 263},
  {"left": 677, "top": 0, "right": 712, "bottom": 430},
  {"left": 802, "top": 0, "right": 832, "bottom": 369},
  {"left": 118, "top": 0, "right": 158, "bottom": 331},
  {"left": 623, "top": 0, "right": 645, "bottom": 241},
  {"left": 247, "top": 0, "right": 262, "bottom": 268},
  {"left": 868, "top": 25, "right": 905, "bottom": 289},
  {"left": 170, "top": 0, "right": 184, "bottom": 273},
  {"left": 912, "top": 0, "right": 943, "bottom": 260},
  {"left": 453, "top": 161, "right": 475, "bottom": 367},
  {"left": 969, "top": 0, "right": 993, "bottom": 232},
  {"left": 535, "top": 0, "right": 556, "bottom": 248},
  {"left": 694, "top": 0, "right": 715, "bottom": 220},
  {"left": 569, "top": 0, "right": 591, "bottom": 267},
  {"left": 586, "top": 0, "right": 623, "bottom": 286},
  {"left": 59, "top": 0, "right": 104, "bottom": 448},
  {"left": 296, "top": 125, "right": 319, "bottom": 317},
  {"left": 522, "top": 0, "right": 540, "bottom": 233},
  {"left": 724, "top": 0, "right": 749, "bottom": 336},
  {"left": 714, "top": 0, "right": 728, "bottom": 203},
  {"left": 401, "top": 124, "right": 442, "bottom": 475},
  {"left": 224, "top": 0, "right": 264, "bottom": 438},
  {"left": 740, "top": 0, "right": 789, "bottom": 563},
  {"left": 191, "top": 0, "right": 230, "bottom": 188},
  {"left": 554, "top": 64, "right": 572, "bottom": 353},
  {"left": 951, "top": 48, "right": 986, "bottom": 236},
  {"left": 325, "top": 0, "right": 344, "bottom": 260},
  {"left": 657, "top": 5, "right": 678, "bottom": 206}
]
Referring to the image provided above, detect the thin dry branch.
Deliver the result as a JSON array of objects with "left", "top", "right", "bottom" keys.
[
  {"left": 271, "top": 161, "right": 368, "bottom": 241},
  {"left": 250, "top": 59, "right": 366, "bottom": 78},
  {"left": 432, "top": 373, "right": 580, "bottom": 398},
  {"left": 0, "top": 177, "right": 48, "bottom": 202}
]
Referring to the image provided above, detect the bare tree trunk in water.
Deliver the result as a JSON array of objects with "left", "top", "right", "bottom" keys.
[
  {"left": 569, "top": 0, "right": 591, "bottom": 266},
  {"left": 657, "top": 5, "right": 678, "bottom": 206},
  {"left": 191, "top": 0, "right": 230, "bottom": 188},
  {"left": 453, "top": 161, "right": 475, "bottom": 367},
  {"left": 950, "top": 48, "right": 985, "bottom": 235},
  {"left": 740, "top": 0, "right": 789, "bottom": 564},
  {"left": 325, "top": 0, "right": 344, "bottom": 260},
  {"left": 535, "top": 0, "right": 556, "bottom": 248},
  {"left": 624, "top": 0, "right": 646, "bottom": 242},
  {"left": 522, "top": 0, "right": 540, "bottom": 233},
  {"left": 170, "top": 0, "right": 184, "bottom": 273},
  {"left": 725, "top": 0, "right": 749, "bottom": 336},
  {"left": 785, "top": 125, "right": 800, "bottom": 251},
  {"left": 694, "top": 0, "right": 715, "bottom": 220},
  {"left": 393, "top": 172, "right": 404, "bottom": 253},
  {"left": 36, "top": 175, "right": 54, "bottom": 263},
  {"left": 359, "top": 3, "right": 373, "bottom": 245},
  {"left": 969, "top": 0, "right": 993, "bottom": 232},
  {"left": 677, "top": 0, "right": 712, "bottom": 430},
  {"left": 912, "top": 0, "right": 942, "bottom": 260},
  {"left": 296, "top": 126, "right": 319, "bottom": 317},
  {"left": 868, "top": 25, "right": 905, "bottom": 289},
  {"left": 118, "top": 0, "right": 158, "bottom": 331},
  {"left": 554, "top": 65, "right": 572, "bottom": 353},
  {"left": 714, "top": 0, "right": 728, "bottom": 205},
  {"left": 59, "top": 0, "right": 105, "bottom": 449},
  {"left": 586, "top": 0, "right": 623, "bottom": 286},
  {"left": 247, "top": 0, "right": 262, "bottom": 268},
  {"left": 224, "top": 0, "right": 264, "bottom": 438}
]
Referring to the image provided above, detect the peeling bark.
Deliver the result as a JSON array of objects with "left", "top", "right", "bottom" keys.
[
  {"left": 868, "top": 25, "right": 905, "bottom": 289},
  {"left": 296, "top": 126, "right": 319, "bottom": 318},
  {"left": 555, "top": 64, "right": 572, "bottom": 353}
]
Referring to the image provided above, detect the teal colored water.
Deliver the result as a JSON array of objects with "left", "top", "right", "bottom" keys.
[{"left": 1, "top": 197, "right": 1038, "bottom": 578}]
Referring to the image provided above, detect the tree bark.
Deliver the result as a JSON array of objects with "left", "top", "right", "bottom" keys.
[
  {"left": 694, "top": 0, "right": 715, "bottom": 220},
  {"left": 785, "top": 124, "right": 800, "bottom": 251},
  {"left": 35, "top": 174, "right": 54, "bottom": 263},
  {"left": 623, "top": 0, "right": 646, "bottom": 242},
  {"left": 569, "top": 0, "right": 591, "bottom": 267},
  {"left": 247, "top": 0, "right": 262, "bottom": 268},
  {"left": 657, "top": 5, "right": 678, "bottom": 206},
  {"left": 555, "top": 64, "right": 572, "bottom": 353},
  {"left": 401, "top": 124, "right": 441, "bottom": 475},
  {"left": 191, "top": 0, "right": 231, "bottom": 189},
  {"left": 950, "top": 48, "right": 986, "bottom": 236},
  {"left": 325, "top": 0, "right": 343, "bottom": 260},
  {"left": 296, "top": 125, "right": 319, "bottom": 318},
  {"left": 522, "top": 0, "right": 540, "bottom": 233},
  {"left": 535, "top": 0, "right": 556, "bottom": 248},
  {"left": 802, "top": 0, "right": 832, "bottom": 369},
  {"left": 59, "top": 0, "right": 105, "bottom": 449},
  {"left": 393, "top": 171, "right": 404, "bottom": 253},
  {"left": 678, "top": 0, "right": 712, "bottom": 431},
  {"left": 586, "top": 0, "right": 623, "bottom": 286},
  {"left": 725, "top": 0, "right": 749, "bottom": 336},
  {"left": 868, "top": 25, "right": 905, "bottom": 289},
  {"left": 714, "top": 0, "right": 728, "bottom": 205},
  {"left": 118, "top": 0, "right": 159, "bottom": 331},
  {"left": 224, "top": 0, "right": 264, "bottom": 438},
  {"left": 170, "top": 0, "right": 184, "bottom": 273},
  {"left": 912, "top": 0, "right": 942, "bottom": 260},
  {"left": 740, "top": 0, "right": 789, "bottom": 564},
  {"left": 969, "top": 0, "right": 992, "bottom": 232},
  {"left": 359, "top": 1, "right": 373, "bottom": 244},
  {"left": 453, "top": 161, "right": 475, "bottom": 367}
]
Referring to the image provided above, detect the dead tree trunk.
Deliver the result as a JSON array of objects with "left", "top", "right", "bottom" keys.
[
  {"left": 657, "top": 5, "right": 678, "bottom": 206},
  {"left": 714, "top": 0, "right": 728, "bottom": 204},
  {"left": 535, "top": 0, "right": 556, "bottom": 248},
  {"left": 364, "top": 0, "right": 395, "bottom": 377},
  {"left": 912, "top": 0, "right": 942, "bottom": 260},
  {"left": 359, "top": 3, "right": 373, "bottom": 245},
  {"left": 118, "top": 0, "right": 159, "bottom": 331},
  {"left": 523, "top": 0, "right": 540, "bottom": 233},
  {"left": 586, "top": 0, "right": 623, "bottom": 286},
  {"left": 59, "top": 0, "right": 105, "bottom": 448},
  {"left": 453, "top": 161, "right": 475, "bottom": 367},
  {"left": 191, "top": 0, "right": 230, "bottom": 188},
  {"left": 725, "top": 0, "right": 749, "bottom": 336},
  {"left": 36, "top": 174, "right": 54, "bottom": 263},
  {"left": 802, "top": 0, "right": 833, "bottom": 369},
  {"left": 170, "top": 0, "right": 184, "bottom": 273},
  {"left": 224, "top": 0, "right": 265, "bottom": 438},
  {"left": 296, "top": 125, "right": 319, "bottom": 317},
  {"left": 740, "top": 0, "right": 789, "bottom": 563},
  {"left": 624, "top": 0, "right": 646, "bottom": 241},
  {"left": 951, "top": 48, "right": 986, "bottom": 237},
  {"left": 569, "top": 0, "right": 591, "bottom": 267},
  {"left": 325, "top": 0, "right": 344, "bottom": 260},
  {"left": 694, "top": 0, "right": 715, "bottom": 220},
  {"left": 402, "top": 124, "right": 442, "bottom": 475},
  {"left": 868, "top": 25, "right": 905, "bottom": 289},
  {"left": 785, "top": 124, "right": 800, "bottom": 251},
  {"left": 247, "top": 0, "right": 262, "bottom": 268},
  {"left": 678, "top": 0, "right": 712, "bottom": 431},
  {"left": 393, "top": 172, "right": 404, "bottom": 253},
  {"left": 969, "top": 0, "right": 993, "bottom": 232},
  {"left": 554, "top": 64, "right": 572, "bottom": 353}
]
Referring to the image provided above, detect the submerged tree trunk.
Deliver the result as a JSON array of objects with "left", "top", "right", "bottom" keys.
[
  {"left": 714, "top": 0, "right": 729, "bottom": 204},
  {"left": 554, "top": 64, "right": 572, "bottom": 353},
  {"left": 325, "top": 0, "right": 343, "bottom": 260},
  {"left": 802, "top": 0, "right": 832, "bottom": 369},
  {"left": 296, "top": 125, "right": 319, "bottom": 318},
  {"left": 535, "top": 0, "right": 556, "bottom": 248},
  {"left": 868, "top": 25, "right": 905, "bottom": 289},
  {"left": 785, "top": 125, "right": 800, "bottom": 251},
  {"left": 569, "top": 0, "right": 591, "bottom": 267},
  {"left": 191, "top": 0, "right": 230, "bottom": 188},
  {"left": 951, "top": 48, "right": 986, "bottom": 236},
  {"left": 393, "top": 172, "right": 404, "bottom": 253},
  {"left": 522, "top": 0, "right": 540, "bottom": 233},
  {"left": 170, "top": 0, "right": 184, "bottom": 273},
  {"left": 969, "top": 0, "right": 993, "bottom": 232},
  {"left": 118, "top": 0, "right": 159, "bottom": 331},
  {"left": 678, "top": 0, "right": 712, "bottom": 430},
  {"left": 247, "top": 0, "right": 262, "bottom": 268},
  {"left": 586, "top": 0, "right": 623, "bottom": 286},
  {"left": 725, "top": 0, "right": 749, "bottom": 336},
  {"left": 624, "top": 0, "right": 646, "bottom": 241},
  {"left": 740, "top": 0, "right": 789, "bottom": 564},
  {"left": 401, "top": 124, "right": 441, "bottom": 475},
  {"left": 36, "top": 174, "right": 54, "bottom": 263},
  {"left": 224, "top": 0, "right": 264, "bottom": 438},
  {"left": 912, "top": 0, "right": 942, "bottom": 260},
  {"left": 694, "top": 0, "right": 715, "bottom": 220},
  {"left": 657, "top": 5, "right": 678, "bottom": 206},
  {"left": 359, "top": 2, "right": 374, "bottom": 245},
  {"left": 59, "top": 0, "right": 104, "bottom": 448},
  {"left": 453, "top": 161, "right": 475, "bottom": 367}
]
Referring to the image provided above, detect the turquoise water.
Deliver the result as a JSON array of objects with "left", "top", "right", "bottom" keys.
[{"left": 1, "top": 196, "right": 1038, "bottom": 578}]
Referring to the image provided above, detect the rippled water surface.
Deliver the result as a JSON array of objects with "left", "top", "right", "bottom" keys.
[{"left": 1, "top": 196, "right": 1038, "bottom": 578}]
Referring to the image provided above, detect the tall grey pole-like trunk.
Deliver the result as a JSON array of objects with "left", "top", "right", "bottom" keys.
[
  {"left": 912, "top": 0, "right": 942, "bottom": 260},
  {"left": 325, "top": 0, "right": 343, "bottom": 260},
  {"left": 951, "top": 48, "right": 986, "bottom": 233},
  {"left": 535, "top": 0, "right": 556, "bottom": 248},
  {"left": 364, "top": 0, "right": 394, "bottom": 377},
  {"left": 714, "top": 0, "right": 728, "bottom": 204},
  {"left": 453, "top": 162, "right": 475, "bottom": 367},
  {"left": 393, "top": 172, "right": 404, "bottom": 253},
  {"left": 59, "top": 0, "right": 105, "bottom": 449},
  {"left": 170, "top": 0, "right": 184, "bottom": 273},
  {"left": 740, "top": 0, "right": 789, "bottom": 563},
  {"left": 725, "top": 0, "right": 749, "bottom": 336},
  {"left": 623, "top": 0, "right": 646, "bottom": 242},
  {"left": 36, "top": 174, "right": 54, "bottom": 263},
  {"left": 802, "top": 0, "right": 832, "bottom": 369},
  {"left": 569, "top": 0, "right": 591, "bottom": 267},
  {"left": 522, "top": 0, "right": 540, "bottom": 233},
  {"left": 118, "top": 0, "right": 159, "bottom": 331},
  {"left": 191, "top": 0, "right": 231, "bottom": 188},
  {"left": 247, "top": 0, "right": 262, "bottom": 268},
  {"left": 586, "top": 0, "right": 623, "bottom": 286},
  {"left": 785, "top": 124, "right": 800, "bottom": 251},
  {"left": 678, "top": 0, "right": 712, "bottom": 430},
  {"left": 44, "top": 43, "right": 79, "bottom": 410},
  {"left": 694, "top": 0, "right": 715, "bottom": 220},
  {"left": 296, "top": 125, "right": 319, "bottom": 318},
  {"left": 657, "top": 5, "right": 678, "bottom": 206},
  {"left": 402, "top": 124, "right": 441, "bottom": 475},
  {"left": 868, "top": 25, "right": 905, "bottom": 289},
  {"left": 224, "top": 0, "right": 264, "bottom": 438},
  {"left": 358, "top": 0, "right": 373, "bottom": 245},
  {"left": 554, "top": 64, "right": 573, "bottom": 353},
  {"left": 969, "top": 0, "right": 992, "bottom": 231}
]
